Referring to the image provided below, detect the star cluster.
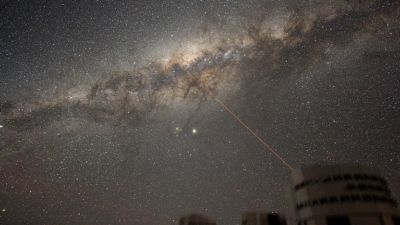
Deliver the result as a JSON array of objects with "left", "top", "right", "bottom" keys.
[{"left": 1, "top": 0, "right": 399, "bottom": 224}]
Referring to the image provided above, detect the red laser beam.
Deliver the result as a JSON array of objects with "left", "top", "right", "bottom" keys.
[{"left": 189, "top": 73, "right": 294, "bottom": 171}]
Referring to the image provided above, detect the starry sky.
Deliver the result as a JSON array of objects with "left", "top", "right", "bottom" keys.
[{"left": 1, "top": 0, "right": 399, "bottom": 224}]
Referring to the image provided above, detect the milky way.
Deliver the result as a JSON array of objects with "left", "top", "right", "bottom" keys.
[{"left": 1, "top": 0, "right": 399, "bottom": 224}]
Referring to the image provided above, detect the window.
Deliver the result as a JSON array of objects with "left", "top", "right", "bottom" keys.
[
  {"left": 343, "top": 174, "right": 352, "bottom": 180},
  {"left": 347, "top": 184, "right": 357, "bottom": 191},
  {"left": 351, "top": 195, "right": 361, "bottom": 202},
  {"left": 364, "top": 174, "right": 372, "bottom": 180},
  {"left": 311, "top": 199, "right": 318, "bottom": 206},
  {"left": 323, "top": 176, "right": 332, "bottom": 183},
  {"left": 358, "top": 183, "right": 367, "bottom": 191},
  {"left": 372, "top": 195, "right": 381, "bottom": 202},
  {"left": 354, "top": 174, "right": 363, "bottom": 180},
  {"left": 333, "top": 175, "right": 343, "bottom": 181},
  {"left": 370, "top": 175, "right": 379, "bottom": 182},
  {"left": 320, "top": 197, "right": 328, "bottom": 205},
  {"left": 340, "top": 195, "right": 350, "bottom": 202},
  {"left": 362, "top": 194, "right": 372, "bottom": 202},
  {"left": 378, "top": 177, "right": 387, "bottom": 185},
  {"left": 329, "top": 196, "right": 338, "bottom": 204}
]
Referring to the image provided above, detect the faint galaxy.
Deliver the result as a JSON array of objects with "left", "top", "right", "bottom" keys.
[{"left": 1, "top": 0, "right": 400, "bottom": 224}]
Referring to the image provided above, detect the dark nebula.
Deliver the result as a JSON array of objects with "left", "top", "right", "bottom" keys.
[{"left": 1, "top": 0, "right": 399, "bottom": 224}]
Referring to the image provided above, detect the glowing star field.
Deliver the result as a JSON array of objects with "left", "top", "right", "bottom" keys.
[{"left": 1, "top": 0, "right": 399, "bottom": 224}]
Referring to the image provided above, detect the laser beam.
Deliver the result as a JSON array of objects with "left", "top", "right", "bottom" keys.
[{"left": 189, "top": 73, "right": 294, "bottom": 171}]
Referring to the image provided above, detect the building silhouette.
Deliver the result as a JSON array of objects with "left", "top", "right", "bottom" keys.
[
  {"left": 179, "top": 213, "right": 216, "bottom": 225},
  {"left": 242, "top": 211, "right": 287, "bottom": 225},
  {"left": 285, "top": 165, "right": 400, "bottom": 225}
]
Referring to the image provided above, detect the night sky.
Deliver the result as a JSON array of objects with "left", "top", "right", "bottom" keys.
[{"left": 1, "top": 0, "right": 399, "bottom": 224}]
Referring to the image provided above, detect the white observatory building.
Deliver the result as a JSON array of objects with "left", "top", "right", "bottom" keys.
[{"left": 286, "top": 165, "right": 400, "bottom": 225}]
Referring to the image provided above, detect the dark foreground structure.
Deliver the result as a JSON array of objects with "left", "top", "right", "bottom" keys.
[
  {"left": 178, "top": 165, "right": 400, "bottom": 225},
  {"left": 242, "top": 211, "right": 287, "bottom": 225},
  {"left": 179, "top": 213, "right": 217, "bottom": 225}
]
